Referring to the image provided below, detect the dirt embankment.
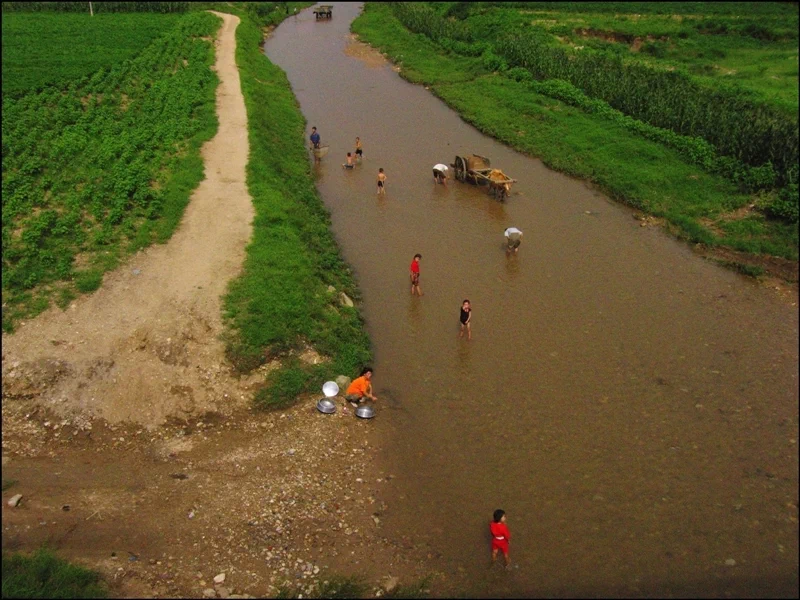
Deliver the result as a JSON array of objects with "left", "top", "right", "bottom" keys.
[{"left": 2, "top": 11, "right": 435, "bottom": 598}]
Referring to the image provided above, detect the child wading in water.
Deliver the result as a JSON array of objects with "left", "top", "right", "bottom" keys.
[
  {"left": 459, "top": 299, "right": 472, "bottom": 340},
  {"left": 355, "top": 137, "right": 363, "bottom": 161},
  {"left": 410, "top": 254, "right": 422, "bottom": 296},
  {"left": 490, "top": 509, "right": 511, "bottom": 570},
  {"left": 377, "top": 168, "right": 386, "bottom": 194}
]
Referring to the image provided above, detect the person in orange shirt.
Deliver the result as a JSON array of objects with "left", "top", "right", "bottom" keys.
[
  {"left": 345, "top": 367, "right": 378, "bottom": 407},
  {"left": 490, "top": 509, "right": 511, "bottom": 570}
]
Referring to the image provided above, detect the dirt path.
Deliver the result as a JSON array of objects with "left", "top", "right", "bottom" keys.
[
  {"left": 2, "top": 12, "right": 436, "bottom": 598},
  {"left": 2, "top": 12, "right": 255, "bottom": 427}
]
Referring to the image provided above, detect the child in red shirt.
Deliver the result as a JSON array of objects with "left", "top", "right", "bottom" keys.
[
  {"left": 490, "top": 509, "right": 511, "bottom": 569},
  {"left": 410, "top": 253, "right": 422, "bottom": 296}
]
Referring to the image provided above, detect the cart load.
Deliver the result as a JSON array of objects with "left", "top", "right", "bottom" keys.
[{"left": 451, "top": 154, "right": 517, "bottom": 201}]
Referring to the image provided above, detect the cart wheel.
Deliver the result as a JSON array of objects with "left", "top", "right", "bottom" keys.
[
  {"left": 497, "top": 187, "right": 506, "bottom": 202},
  {"left": 455, "top": 156, "right": 466, "bottom": 182}
]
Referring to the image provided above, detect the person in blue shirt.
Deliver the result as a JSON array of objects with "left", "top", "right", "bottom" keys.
[{"left": 310, "top": 126, "right": 321, "bottom": 149}]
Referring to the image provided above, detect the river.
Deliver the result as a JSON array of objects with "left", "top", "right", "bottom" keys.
[{"left": 264, "top": 4, "right": 799, "bottom": 597}]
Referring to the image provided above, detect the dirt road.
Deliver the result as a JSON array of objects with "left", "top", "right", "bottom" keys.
[{"left": 2, "top": 12, "right": 434, "bottom": 598}]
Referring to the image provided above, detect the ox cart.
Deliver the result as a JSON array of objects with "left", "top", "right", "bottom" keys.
[
  {"left": 313, "top": 5, "right": 332, "bottom": 19},
  {"left": 451, "top": 154, "right": 516, "bottom": 201}
]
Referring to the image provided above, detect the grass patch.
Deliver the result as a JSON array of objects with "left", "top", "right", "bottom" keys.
[
  {"left": 73, "top": 270, "right": 103, "bottom": 294},
  {"left": 221, "top": 6, "right": 370, "bottom": 408},
  {"left": 353, "top": 3, "right": 798, "bottom": 266},
  {"left": 1, "top": 548, "right": 108, "bottom": 599}
]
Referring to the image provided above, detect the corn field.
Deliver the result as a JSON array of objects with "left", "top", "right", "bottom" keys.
[
  {"left": 390, "top": 3, "right": 799, "bottom": 188},
  {"left": 1, "top": 2, "right": 189, "bottom": 12}
]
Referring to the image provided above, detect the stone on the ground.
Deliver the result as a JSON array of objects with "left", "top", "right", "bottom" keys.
[
  {"left": 7, "top": 494, "right": 22, "bottom": 507},
  {"left": 216, "top": 586, "right": 230, "bottom": 598},
  {"left": 214, "top": 573, "right": 226, "bottom": 584},
  {"left": 202, "top": 588, "right": 217, "bottom": 598},
  {"left": 339, "top": 292, "right": 354, "bottom": 308},
  {"left": 335, "top": 375, "right": 351, "bottom": 391},
  {"left": 382, "top": 576, "right": 399, "bottom": 594}
]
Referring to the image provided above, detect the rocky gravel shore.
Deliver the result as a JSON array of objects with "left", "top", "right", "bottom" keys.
[{"left": 2, "top": 390, "right": 438, "bottom": 598}]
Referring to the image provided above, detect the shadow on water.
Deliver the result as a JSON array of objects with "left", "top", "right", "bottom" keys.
[{"left": 264, "top": 3, "right": 799, "bottom": 597}]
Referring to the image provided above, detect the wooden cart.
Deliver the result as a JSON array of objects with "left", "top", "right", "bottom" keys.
[
  {"left": 451, "top": 154, "right": 516, "bottom": 201},
  {"left": 313, "top": 5, "right": 332, "bottom": 19}
]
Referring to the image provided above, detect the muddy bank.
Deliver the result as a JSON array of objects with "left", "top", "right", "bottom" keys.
[{"left": 1, "top": 396, "right": 436, "bottom": 598}]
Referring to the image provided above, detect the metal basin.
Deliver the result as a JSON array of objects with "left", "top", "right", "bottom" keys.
[
  {"left": 316, "top": 398, "right": 337, "bottom": 414},
  {"left": 355, "top": 404, "right": 375, "bottom": 419},
  {"left": 322, "top": 381, "right": 339, "bottom": 397}
]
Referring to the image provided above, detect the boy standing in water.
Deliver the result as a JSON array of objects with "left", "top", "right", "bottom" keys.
[
  {"left": 377, "top": 168, "right": 386, "bottom": 194},
  {"left": 490, "top": 509, "right": 511, "bottom": 570},
  {"left": 355, "top": 137, "right": 363, "bottom": 161},
  {"left": 459, "top": 299, "right": 472, "bottom": 340},
  {"left": 410, "top": 254, "right": 422, "bottom": 296},
  {"left": 343, "top": 152, "right": 354, "bottom": 169}
]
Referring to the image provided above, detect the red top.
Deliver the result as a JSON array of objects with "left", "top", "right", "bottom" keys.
[
  {"left": 410, "top": 260, "right": 420, "bottom": 274},
  {"left": 490, "top": 521, "right": 510, "bottom": 541}
]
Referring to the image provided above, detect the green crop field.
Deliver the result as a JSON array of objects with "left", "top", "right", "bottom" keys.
[
  {"left": 1, "top": 13, "right": 182, "bottom": 95},
  {"left": 1, "top": 11, "right": 221, "bottom": 331}
]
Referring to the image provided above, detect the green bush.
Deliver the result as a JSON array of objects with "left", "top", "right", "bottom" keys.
[
  {"left": 759, "top": 184, "right": 799, "bottom": 223},
  {"left": 481, "top": 50, "right": 507, "bottom": 72}
]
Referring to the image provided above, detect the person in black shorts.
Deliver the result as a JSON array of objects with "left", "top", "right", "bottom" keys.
[
  {"left": 377, "top": 168, "right": 386, "bottom": 194},
  {"left": 355, "top": 137, "right": 363, "bottom": 161},
  {"left": 459, "top": 299, "right": 472, "bottom": 340}
]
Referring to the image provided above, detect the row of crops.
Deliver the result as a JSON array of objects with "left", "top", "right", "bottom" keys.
[
  {"left": 389, "top": 2, "right": 799, "bottom": 220},
  {"left": 2, "top": 12, "right": 220, "bottom": 310},
  {"left": 1, "top": 2, "right": 189, "bottom": 12}
]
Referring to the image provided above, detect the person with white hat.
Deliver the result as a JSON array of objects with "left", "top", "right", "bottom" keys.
[
  {"left": 504, "top": 227, "right": 523, "bottom": 255},
  {"left": 432, "top": 163, "right": 449, "bottom": 185}
]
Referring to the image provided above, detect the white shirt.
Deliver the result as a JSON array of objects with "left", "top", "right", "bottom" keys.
[
  {"left": 433, "top": 164, "right": 449, "bottom": 172},
  {"left": 504, "top": 227, "right": 522, "bottom": 237}
]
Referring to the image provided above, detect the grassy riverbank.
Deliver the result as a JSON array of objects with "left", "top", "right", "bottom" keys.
[
  {"left": 223, "top": 5, "right": 372, "bottom": 408},
  {"left": 351, "top": 3, "right": 798, "bottom": 277}
]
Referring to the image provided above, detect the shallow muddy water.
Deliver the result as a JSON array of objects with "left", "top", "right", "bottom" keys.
[{"left": 264, "top": 4, "right": 798, "bottom": 597}]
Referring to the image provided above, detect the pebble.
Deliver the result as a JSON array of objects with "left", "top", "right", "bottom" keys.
[
  {"left": 202, "top": 589, "right": 217, "bottom": 598},
  {"left": 214, "top": 573, "right": 226, "bottom": 584},
  {"left": 287, "top": 449, "right": 296, "bottom": 456},
  {"left": 725, "top": 558, "right": 736, "bottom": 567},
  {"left": 7, "top": 494, "right": 23, "bottom": 507}
]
